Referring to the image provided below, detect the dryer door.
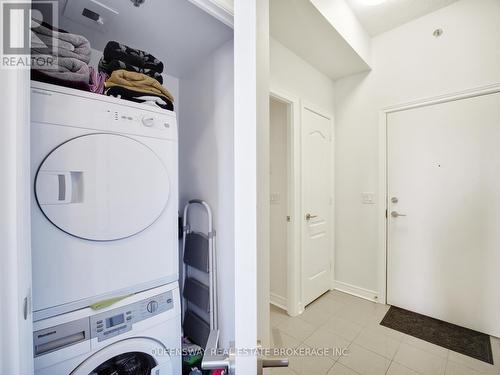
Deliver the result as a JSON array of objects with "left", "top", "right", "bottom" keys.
[
  {"left": 35, "top": 133, "right": 170, "bottom": 241},
  {"left": 70, "top": 338, "right": 172, "bottom": 375}
]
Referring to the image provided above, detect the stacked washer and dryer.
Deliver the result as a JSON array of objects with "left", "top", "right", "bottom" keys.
[{"left": 30, "top": 81, "right": 181, "bottom": 375}]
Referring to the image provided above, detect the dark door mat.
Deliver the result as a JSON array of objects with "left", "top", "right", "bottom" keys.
[{"left": 381, "top": 306, "right": 493, "bottom": 364}]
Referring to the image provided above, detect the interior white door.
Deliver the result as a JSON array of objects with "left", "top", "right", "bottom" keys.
[
  {"left": 387, "top": 91, "right": 500, "bottom": 337},
  {"left": 301, "top": 105, "right": 333, "bottom": 306}
]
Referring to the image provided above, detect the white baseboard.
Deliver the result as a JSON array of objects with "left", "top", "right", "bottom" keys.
[
  {"left": 270, "top": 292, "right": 287, "bottom": 310},
  {"left": 334, "top": 280, "right": 380, "bottom": 303}
]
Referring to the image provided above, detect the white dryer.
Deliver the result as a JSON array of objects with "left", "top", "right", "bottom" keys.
[
  {"left": 33, "top": 283, "right": 181, "bottom": 375},
  {"left": 31, "top": 81, "right": 178, "bottom": 320}
]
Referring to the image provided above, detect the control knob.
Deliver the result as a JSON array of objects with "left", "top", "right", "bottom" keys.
[
  {"left": 142, "top": 116, "right": 155, "bottom": 127},
  {"left": 147, "top": 300, "right": 159, "bottom": 313}
]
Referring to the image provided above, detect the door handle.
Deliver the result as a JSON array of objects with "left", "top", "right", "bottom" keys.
[
  {"left": 261, "top": 358, "right": 289, "bottom": 368},
  {"left": 391, "top": 211, "right": 407, "bottom": 218},
  {"left": 257, "top": 342, "right": 289, "bottom": 374},
  {"left": 305, "top": 213, "right": 318, "bottom": 220}
]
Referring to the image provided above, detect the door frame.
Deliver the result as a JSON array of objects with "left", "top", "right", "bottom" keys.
[
  {"left": 267, "top": 92, "right": 335, "bottom": 316},
  {"left": 269, "top": 88, "right": 301, "bottom": 317},
  {"left": 188, "top": 0, "right": 234, "bottom": 27},
  {"left": 0, "top": 1, "right": 34, "bottom": 371},
  {"left": 235, "top": 0, "right": 269, "bottom": 372},
  {"left": 377, "top": 82, "right": 500, "bottom": 305},
  {"left": 300, "top": 101, "right": 335, "bottom": 307}
]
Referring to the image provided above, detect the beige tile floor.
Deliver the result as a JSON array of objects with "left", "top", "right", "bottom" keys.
[{"left": 265, "top": 290, "right": 500, "bottom": 375}]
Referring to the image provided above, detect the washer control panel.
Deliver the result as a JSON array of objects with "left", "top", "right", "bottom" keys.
[{"left": 90, "top": 291, "right": 173, "bottom": 342}]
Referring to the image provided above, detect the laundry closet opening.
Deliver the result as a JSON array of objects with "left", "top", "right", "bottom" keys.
[{"left": 30, "top": 0, "right": 235, "bottom": 367}]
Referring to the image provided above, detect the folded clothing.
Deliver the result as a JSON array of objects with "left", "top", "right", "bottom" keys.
[
  {"left": 103, "top": 41, "right": 163, "bottom": 73},
  {"left": 89, "top": 66, "right": 107, "bottom": 94},
  {"left": 105, "top": 70, "right": 174, "bottom": 102},
  {"left": 98, "top": 57, "right": 163, "bottom": 84},
  {"left": 31, "top": 55, "right": 90, "bottom": 90},
  {"left": 105, "top": 86, "right": 173, "bottom": 111},
  {"left": 31, "top": 69, "right": 90, "bottom": 91},
  {"left": 31, "top": 20, "right": 91, "bottom": 64},
  {"left": 30, "top": 19, "right": 91, "bottom": 91}
]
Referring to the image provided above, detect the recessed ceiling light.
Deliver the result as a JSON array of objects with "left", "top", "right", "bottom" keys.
[{"left": 357, "top": 0, "right": 387, "bottom": 6}]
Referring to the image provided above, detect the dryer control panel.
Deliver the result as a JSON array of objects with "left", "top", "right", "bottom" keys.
[
  {"left": 31, "top": 82, "right": 178, "bottom": 141},
  {"left": 90, "top": 291, "right": 174, "bottom": 342}
]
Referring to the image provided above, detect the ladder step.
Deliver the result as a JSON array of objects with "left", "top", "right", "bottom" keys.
[
  {"left": 183, "top": 232, "right": 209, "bottom": 272},
  {"left": 183, "top": 310, "right": 210, "bottom": 348},
  {"left": 183, "top": 278, "right": 210, "bottom": 313}
]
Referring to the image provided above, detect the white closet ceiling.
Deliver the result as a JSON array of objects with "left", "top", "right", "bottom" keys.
[
  {"left": 346, "top": 0, "right": 459, "bottom": 36},
  {"left": 52, "top": 0, "right": 233, "bottom": 77}
]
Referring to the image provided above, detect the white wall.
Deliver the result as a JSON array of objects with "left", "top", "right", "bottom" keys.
[
  {"left": 334, "top": 0, "right": 500, "bottom": 298},
  {"left": 271, "top": 38, "right": 335, "bottom": 111},
  {"left": 178, "top": 39, "right": 234, "bottom": 346},
  {"left": 269, "top": 99, "right": 288, "bottom": 306}
]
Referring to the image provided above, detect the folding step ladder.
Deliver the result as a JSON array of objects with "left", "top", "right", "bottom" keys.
[{"left": 182, "top": 200, "right": 218, "bottom": 347}]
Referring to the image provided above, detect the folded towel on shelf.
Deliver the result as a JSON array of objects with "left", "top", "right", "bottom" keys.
[
  {"left": 105, "top": 70, "right": 174, "bottom": 102},
  {"left": 102, "top": 41, "right": 163, "bottom": 73},
  {"left": 98, "top": 57, "right": 163, "bottom": 84},
  {"left": 32, "top": 55, "right": 90, "bottom": 82},
  {"left": 31, "top": 68, "right": 90, "bottom": 92},
  {"left": 31, "top": 20, "right": 91, "bottom": 64},
  {"left": 30, "top": 19, "right": 91, "bottom": 91},
  {"left": 105, "top": 86, "right": 174, "bottom": 111},
  {"left": 89, "top": 66, "right": 107, "bottom": 94}
]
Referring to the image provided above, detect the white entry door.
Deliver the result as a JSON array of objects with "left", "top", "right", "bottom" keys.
[
  {"left": 301, "top": 104, "right": 333, "bottom": 306},
  {"left": 387, "top": 91, "right": 500, "bottom": 337}
]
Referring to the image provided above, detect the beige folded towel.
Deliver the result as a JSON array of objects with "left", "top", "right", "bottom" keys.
[{"left": 105, "top": 69, "right": 174, "bottom": 102}]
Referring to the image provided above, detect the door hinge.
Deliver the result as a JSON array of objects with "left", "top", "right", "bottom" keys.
[
  {"left": 385, "top": 209, "right": 388, "bottom": 218},
  {"left": 23, "top": 293, "right": 31, "bottom": 320}
]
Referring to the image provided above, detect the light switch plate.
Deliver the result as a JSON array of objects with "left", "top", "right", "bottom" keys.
[{"left": 362, "top": 192, "right": 375, "bottom": 204}]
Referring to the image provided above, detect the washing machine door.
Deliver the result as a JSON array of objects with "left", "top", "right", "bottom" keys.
[
  {"left": 71, "top": 338, "right": 172, "bottom": 375},
  {"left": 35, "top": 133, "right": 170, "bottom": 241}
]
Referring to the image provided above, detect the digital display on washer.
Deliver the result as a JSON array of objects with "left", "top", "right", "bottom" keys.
[{"left": 106, "top": 313, "right": 124, "bottom": 328}]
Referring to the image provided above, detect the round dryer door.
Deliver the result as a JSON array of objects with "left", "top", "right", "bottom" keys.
[
  {"left": 70, "top": 338, "right": 172, "bottom": 375},
  {"left": 35, "top": 133, "right": 170, "bottom": 241}
]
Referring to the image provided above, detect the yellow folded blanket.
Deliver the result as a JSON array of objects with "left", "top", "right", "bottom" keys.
[{"left": 105, "top": 69, "right": 174, "bottom": 102}]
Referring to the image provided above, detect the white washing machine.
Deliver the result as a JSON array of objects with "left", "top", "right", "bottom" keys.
[
  {"left": 33, "top": 283, "right": 181, "bottom": 375},
  {"left": 31, "top": 81, "right": 178, "bottom": 320}
]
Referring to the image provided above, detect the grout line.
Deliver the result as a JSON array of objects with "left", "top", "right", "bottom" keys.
[
  {"left": 336, "top": 360, "right": 362, "bottom": 375},
  {"left": 443, "top": 358, "right": 449, "bottom": 375},
  {"left": 391, "top": 361, "right": 427, "bottom": 375},
  {"left": 384, "top": 359, "right": 393, "bottom": 375}
]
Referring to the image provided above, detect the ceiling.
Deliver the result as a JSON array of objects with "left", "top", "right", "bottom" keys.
[
  {"left": 270, "top": 0, "right": 370, "bottom": 80},
  {"left": 45, "top": 0, "right": 233, "bottom": 78},
  {"left": 346, "top": 0, "right": 459, "bottom": 36}
]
